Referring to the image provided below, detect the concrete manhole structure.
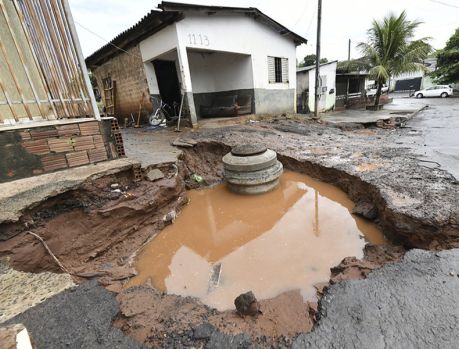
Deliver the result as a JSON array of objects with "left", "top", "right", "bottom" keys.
[{"left": 223, "top": 144, "right": 283, "bottom": 194}]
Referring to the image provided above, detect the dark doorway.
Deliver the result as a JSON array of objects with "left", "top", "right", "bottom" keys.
[
  {"left": 394, "top": 77, "right": 422, "bottom": 92},
  {"left": 152, "top": 60, "right": 181, "bottom": 108}
]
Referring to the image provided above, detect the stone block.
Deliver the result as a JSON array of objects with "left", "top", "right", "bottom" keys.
[
  {"left": 146, "top": 168, "right": 164, "bottom": 182},
  {"left": 56, "top": 124, "right": 80, "bottom": 137},
  {"left": 79, "top": 121, "right": 101, "bottom": 136},
  {"left": 42, "top": 153, "right": 68, "bottom": 172},
  {"left": 66, "top": 151, "right": 90, "bottom": 167},
  {"left": 48, "top": 138, "right": 73, "bottom": 153},
  {"left": 88, "top": 148, "right": 108, "bottom": 163},
  {"left": 29, "top": 127, "right": 58, "bottom": 140},
  {"left": 73, "top": 136, "right": 95, "bottom": 151},
  {"left": 23, "top": 139, "right": 50, "bottom": 155}
]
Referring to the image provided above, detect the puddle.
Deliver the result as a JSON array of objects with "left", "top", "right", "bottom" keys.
[{"left": 128, "top": 171, "right": 385, "bottom": 310}]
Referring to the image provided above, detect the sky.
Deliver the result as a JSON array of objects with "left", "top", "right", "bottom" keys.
[{"left": 69, "top": 0, "right": 459, "bottom": 62}]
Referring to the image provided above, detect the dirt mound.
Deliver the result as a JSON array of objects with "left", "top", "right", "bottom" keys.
[{"left": 114, "top": 284, "right": 314, "bottom": 348}]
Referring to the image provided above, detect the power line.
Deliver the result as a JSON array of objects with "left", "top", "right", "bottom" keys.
[
  {"left": 74, "top": 21, "right": 142, "bottom": 58},
  {"left": 292, "top": 2, "right": 310, "bottom": 29},
  {"left": 428, "top": 0, "right": 459, "bottom": 9},
  {"left": 305, "top": 6, "right": 317, "bottom": 36}
]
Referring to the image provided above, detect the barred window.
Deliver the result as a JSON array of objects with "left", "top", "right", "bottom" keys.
[{"left": 268, "top": 56, "right": 288, "bottom": 83}]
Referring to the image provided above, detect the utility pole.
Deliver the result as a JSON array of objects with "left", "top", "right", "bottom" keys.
[
  {"left": 313, "top": 0, "right": 322, "bottom": 119},
  {"left": 348, "top": 39, "right": 351, "bottom": 61},
  {"left": 345, "top": 39, "right": 351, "bottom": 106}
]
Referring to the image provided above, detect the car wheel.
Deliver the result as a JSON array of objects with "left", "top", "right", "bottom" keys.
[
  {"left": 440, "top": 92, "right": 448, "bottom": 98},
  {"left": 416, "top": 93, "right": 423, "bottom": 98}
]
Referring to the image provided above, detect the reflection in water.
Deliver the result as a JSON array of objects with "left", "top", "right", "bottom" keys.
[
  {"left": 313, "top": 190, "right": 319, "bottom": 237},
  {"left": 128, "top": 171, "right": 385, "bottom": 310}
]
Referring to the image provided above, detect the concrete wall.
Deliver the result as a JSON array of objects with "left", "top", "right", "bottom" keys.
[
  {"left": 92, "top": 45, "right": 152, "bottom": 122},
  {"left": 137, "top": 13, "right": 298, "bottom": 117},
  {"left": 176, "top": 13, "right": 297, "bottom": 91},
  {"left": 187, "top": 50, "right": 253, "bottom": 93},
  {"left": 296, "top": 70, "right": 310, "bottom": 113},
  {"left": 306, "top": 62, "right": 337, "bottom": 112},
  {"left": 0, "top": 118, "right": 122, "bottom": 183}
]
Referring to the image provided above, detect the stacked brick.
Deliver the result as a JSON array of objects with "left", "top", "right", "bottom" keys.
[
  {"left": 91, "top": 45, "right": 153, "bottom": 123},
  {"left": 17, "top": 119, "right": 123, "bottom": 176}
]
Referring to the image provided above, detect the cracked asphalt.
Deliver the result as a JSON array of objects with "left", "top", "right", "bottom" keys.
[{"left": 396, "top": 96, "right": 459, "bottom": 179}]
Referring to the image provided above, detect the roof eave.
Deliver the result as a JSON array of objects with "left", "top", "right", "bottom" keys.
[{"left": 160, "top": 1, "right": 307, "bottom": 46}]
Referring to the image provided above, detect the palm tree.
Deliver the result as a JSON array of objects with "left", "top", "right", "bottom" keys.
[{"left": 358, "top": 11, "right": 431, "bottom": 107}]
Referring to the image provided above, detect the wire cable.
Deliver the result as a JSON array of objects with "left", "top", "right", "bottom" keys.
[
  {"left": 74, "top": 20, "right": 142, "bottom": 58},
  {"left": 428, "top": 0, "right": 459, "bottom": 9}
]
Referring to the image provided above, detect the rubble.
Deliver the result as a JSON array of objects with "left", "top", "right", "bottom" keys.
[
  {"left": 234, "top": 291, "right": 262, "bottom": 317},
  {"left": 145, "top": 168, "right": 164, "bottom": 182}
]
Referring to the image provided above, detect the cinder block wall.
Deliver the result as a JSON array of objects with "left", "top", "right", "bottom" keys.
[
  {"left": 0, "top": 118, "right": 125, "bottom": 183},
  {"left": 92, "top": 46, "right": 153, "bottom": 123}
]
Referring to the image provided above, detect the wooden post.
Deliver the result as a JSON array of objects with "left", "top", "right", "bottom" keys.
[
  {"left": 62, "top": 0, "right": 101, "bottom": 120},
  {"left": 0, "top": 0, "right": 46, "bottom": 119}
]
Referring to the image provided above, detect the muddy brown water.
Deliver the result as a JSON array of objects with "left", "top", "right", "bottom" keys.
[{"left": 128, "top": 170, "right": 385, "bottom": 310}]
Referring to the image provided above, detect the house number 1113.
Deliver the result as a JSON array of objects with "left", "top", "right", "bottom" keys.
[{"left": 188, "top": 33, "right": 209, "bottom": 46}]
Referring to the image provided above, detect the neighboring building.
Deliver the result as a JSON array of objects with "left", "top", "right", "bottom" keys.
[
  {"left": 296, "top": 61, "right": 337, "bottom": 113},
  {"left": 0, "top": 0, "right": 124, "bottom": 183},
  {"left": 389, "top": 57, "right": 437, "bottom": 92},
  {"left": 335, "top": 72, "right": 369, "bottom": 109},
  {"left": 86, "top": 1, "right": 307, "bottom": 126}
]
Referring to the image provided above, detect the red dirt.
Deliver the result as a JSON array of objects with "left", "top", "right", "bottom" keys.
[
  {"left": 0, "top": 168, "right": 187, "bottom": 285},
  {"left": 0, "top": 143, "right": 407, "bottom": 348},
  {"left": 114, "top": 283, "right": 314, "bottom": 348},
  {"left": 330, "top": 244, "right": 405, "bottom": 284}
]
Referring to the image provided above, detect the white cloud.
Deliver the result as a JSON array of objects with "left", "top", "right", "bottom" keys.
[{"left": 69, "top": 0, "right": 459, "bottom": 60}]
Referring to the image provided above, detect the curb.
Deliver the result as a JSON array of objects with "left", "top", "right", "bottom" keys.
[{"left": 406, "top": 104, "right": 429, "bottom": 121}]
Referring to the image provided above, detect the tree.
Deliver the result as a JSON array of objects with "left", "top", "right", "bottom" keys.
[
  {"left": 299, "top": 54, "right": 328, "bottom": 67},
  {"left": 432, "top": 28, "right": 459, "bottom": 84},
  {"left": 358, "top": 11, "right": 431, "bottom": 106}
]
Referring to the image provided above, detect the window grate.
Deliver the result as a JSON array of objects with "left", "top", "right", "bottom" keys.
[{"left": 268, "top": 56, "right": 288, "bottom": 84}]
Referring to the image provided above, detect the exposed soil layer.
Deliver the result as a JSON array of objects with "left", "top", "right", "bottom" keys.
[{"left": 0, "top": 165, "right": 187, "bottom": 286}]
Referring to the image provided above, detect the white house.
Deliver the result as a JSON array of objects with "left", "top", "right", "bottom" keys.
[
  {"left": 86, "top": 2, "right": 307, "bottom": 126},
  {"left": 369, "top": 57, "right": 438, "bottom": 92},
  {"left": 296, "top": 61, "right": 337, "bottom": 113}
]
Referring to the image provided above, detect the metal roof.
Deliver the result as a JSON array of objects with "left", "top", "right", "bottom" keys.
[{"left": 86, "top": 1, "right": 307, "bottom": 68}]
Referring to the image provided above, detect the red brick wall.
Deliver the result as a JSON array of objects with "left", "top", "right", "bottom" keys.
[
  {"left": 0, "top": 118, "right": 125, "bottom": 183},
  {"left": 92, "top": 46, "right": 153, "bottom": 122}
]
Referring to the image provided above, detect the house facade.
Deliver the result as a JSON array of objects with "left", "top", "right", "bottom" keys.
[
  {"left": 391, "top": 57, "right": 437, "bottom": 92},
  {"left": 296, "top": 61, "right": 337, "bottom": 113},
  {"left": 86, "top": 2, "right": 307, "bottom": 126}
]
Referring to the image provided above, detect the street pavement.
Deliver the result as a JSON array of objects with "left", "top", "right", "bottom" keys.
[{"left": 397, "top": 96, "right": 459, "bottom": 179}]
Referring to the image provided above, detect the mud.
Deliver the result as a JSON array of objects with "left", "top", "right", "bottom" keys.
[
  {"left": 128, "top": 171, "right": 384, "bottom": 311},
  {"left": 1, "top": 113, "right": 457, "bottom": 348},
  {"left": 0, "top": 165, "right": 187, "bottom": 285},
  {"left": 179, "top": 121, "right": 459, "bottom": 250},
  {"left": 115, "top": 285, "right": 314, "bottom": 347}
]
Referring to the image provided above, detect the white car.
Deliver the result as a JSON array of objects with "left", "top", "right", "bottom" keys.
[
  {"left": 366, "top": 86, "right": 389, "bottom": 96},
  {"left": 414, "top": 85, "right": 453, "bottom": 98}
]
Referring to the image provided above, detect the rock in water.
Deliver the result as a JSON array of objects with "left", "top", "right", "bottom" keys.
[
  {"left": 234, "top": 291, "right": 262, "bottom": 317},
  {"left": 352, "top": 202, "right": 378, "bottom": 220}
]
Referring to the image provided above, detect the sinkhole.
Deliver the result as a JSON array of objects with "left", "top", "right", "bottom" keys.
[{"left": 128, "top": 170, "right": 385, "bottom": 310}]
